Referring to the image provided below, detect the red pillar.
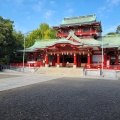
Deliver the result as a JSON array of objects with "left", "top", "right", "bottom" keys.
[
  {"left": 77, "top": 54, "right": 81, "bottom": 67},
  {"left": 34, "top": 53, "right": 37, "bottom": 61},
  {"left": 62, "top": 55, "right": 66, "bottom": 67},
  {"left": 87, "top": 53, "right": 91, "bottom": 64},
  {"left": 27, "top": 53, "right": 30, "bottom": 61},
  {"left": 73, "top": 53, "right": 76, "bottom": 68},
  {"left": 79, "top": 55, "right": 81, "bottom": 67},
  {"left": 116, "top": 55, "right": 118, "bottom": 64},
  {"left": 52, "top": 55, "right": 55, "bottom": 66},
  {"left": 45, "top": 54, "right": 49, "bottom": 67},
  {"left": 104, "top": 54, "right": 107, "bottom": 66},
  {"left": 57, "top": 54, "right": 60, "bottom": 67}
]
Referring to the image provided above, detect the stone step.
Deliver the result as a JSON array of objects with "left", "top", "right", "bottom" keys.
[{"left": 36, "top": 67, "right": 84, "bottom": 77}]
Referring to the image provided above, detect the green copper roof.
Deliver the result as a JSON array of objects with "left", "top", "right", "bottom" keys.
[
  {"left": 61, "top": 14, "right": 96, "bottom": 25},
  {"left": 25, "top": 39, "right": 58, "bottom": 51},
  {"left": 66, "top": 31, "right": 109, "bottom": 46},
  {"left": 18, "top": 32, "right": 120, "bottom": 52},
  {"left": 20, "top": 38, "right": 82, "bottom": 52},
  {"left": 101, "top": 35, "right": 120, "bottom": 48}
]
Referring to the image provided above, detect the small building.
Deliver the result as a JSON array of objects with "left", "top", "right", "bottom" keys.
[{"left": 15, "top": 14, "right": 120, "bottom": 70}]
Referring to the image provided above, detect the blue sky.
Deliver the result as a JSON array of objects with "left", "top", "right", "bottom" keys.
[{"left": 0, "top": 0, "right": 120, "bottom": 35}]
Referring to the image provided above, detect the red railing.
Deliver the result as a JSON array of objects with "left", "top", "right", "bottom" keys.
[
  {"left": 85, "top": 63, "right": 120, "bottom": 70},
  {"left": 10, "top": 61, "right": 44, "bottom": 68},
  {"left": 75, "top": 30, "right": 96, "bottom": 36},
  {"left": 56, "top": 30, "right": 97, "bottom": 38},
  {"left": 56, "top": 33, "right": 68, "bottom": 38}
]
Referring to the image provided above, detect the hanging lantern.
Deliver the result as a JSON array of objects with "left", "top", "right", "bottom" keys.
[{"left": 51, "top": 52, "right": 52, "bottom": 55}]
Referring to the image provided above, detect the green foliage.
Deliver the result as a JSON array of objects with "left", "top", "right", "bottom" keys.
[
  {"left": 106, "top": 25, "right": 120, "bottom": 36},
  {"left": 0, "top": 16, "right": 15, "bottom": 64},
  {"left": 106, "top": 32, "right": 116, "bottom": 35},
  {"left": 40, "top": 23, "right": 49, "bottom": 36},
  {"left": 116, "top": 25, "right": 120, "bottom": 34},
  {"left": 0, "top": 16, "right": 56, "bottom": 64},
  {"left": 0, "top": 16, "right": 24, "bottom": 64},
  {"left": 12, "top": 30, "right": 24, "bottom": 63},
  {"left": 26, "top": 23, "right": 56, "bottom": 47},
  {"left": 25, "top": 29, "right": 42, "bottom": 48}
]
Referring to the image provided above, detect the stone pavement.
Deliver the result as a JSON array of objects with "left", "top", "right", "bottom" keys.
[
  {"left": 0, "top": 72, "right": 62, "bottom": 92},
  {"left": 0, "top": 68, "right": 119, "bottom": 92}
]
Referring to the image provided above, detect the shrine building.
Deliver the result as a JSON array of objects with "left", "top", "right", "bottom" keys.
[{"left": 16, "top": 14, "right": 120, "bottom": 70}]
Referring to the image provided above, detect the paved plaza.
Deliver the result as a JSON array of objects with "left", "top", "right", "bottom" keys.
[
  {"left": 0, "top": 72, "right": 120, "bottom": 120},
  {"left": 0, "top": 72, "right": 62, "bottom": 91}
]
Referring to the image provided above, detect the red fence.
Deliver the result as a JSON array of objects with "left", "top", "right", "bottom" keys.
[
  {"left": 85, "top": 63, "right": 120, "bottom": 70},
  {"left": 10, "top": 61, "right": 44, "bottom": 68}
]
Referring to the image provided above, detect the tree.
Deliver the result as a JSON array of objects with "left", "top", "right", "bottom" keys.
[
  {"left": 12, "top": 30, "right": 24, "bottom": 63},
  {"left": 25, "top": 29, "right": 42, "bottom": 48},
  {"left": 49, "top": 28, "right": 57, "bottom": 39},
  {"left": 40, "top": 23, "right": 49, "bottom": 38},
  {"left": 106, "top": 32, "right": 116, "bottom": 35},
  {"left": 116, "top": 25, "right": 120, "bottom": 34},
  {"left": 25, "top": 23, "right": 56, "bottom": 47},
  {"left": 0, "top": 16, "right": 15, "bottom": 64}
]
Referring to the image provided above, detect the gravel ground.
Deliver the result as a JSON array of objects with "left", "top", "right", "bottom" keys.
[{"left": 0, "top": 77, "right": 120, "bottom": 120}]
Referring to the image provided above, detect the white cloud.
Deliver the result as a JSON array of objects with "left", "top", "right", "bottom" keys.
[
  {"left": 64, "top": 8, "right": 74, "bottom": 17},
  {"left": 65, "top": 2, "right": 73, "bottom": 8},
  {"left": 103, "top": 24, "right": 120, "bottom": 35},
  {"left": 14, "top": 0, "right": 24, "bottom": 5},
  {"left": 97, "top": 0, "right": 120, "bottom": 16},
  {"left": 26, "top": 16, "right": 31, "bottom": 20},
  {"left": 33, "top": 0, "right": 45, "bottom": 12},
  {"left": 14, "top": 22, "right": 28, "bottom": 33},
  {"left": 107, "top": 0, "right": 120, "bottom": 6},
  {"left": 66, "top": 8, "right": 73, "bottom": 14},
  {"left": 97, "top": 6, "right": 106, "bottom": 16},
  {"left": 44, "top": 10, "right": 55, "bottom": 18},
  {"left": 49, "top": 1, "right": 55, "bottom": 6}
]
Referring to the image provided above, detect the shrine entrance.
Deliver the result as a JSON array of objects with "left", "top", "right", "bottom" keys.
[
  {"left": 48, "top": 53, "right": 88, "bottom": 68},
  {"left": 44, "top": 42, "right": 90, "bottom": 68}
]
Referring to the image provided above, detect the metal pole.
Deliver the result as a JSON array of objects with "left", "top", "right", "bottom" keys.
[
  {"left": 101, "top": 35, "right": 103, "bottom": 76},
  {"left": 23, "top": 36, "right": 25, "bottom": 72}
]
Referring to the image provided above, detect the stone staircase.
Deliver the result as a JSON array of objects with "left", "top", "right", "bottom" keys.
[{"left": 36, "top": 67, "right": 84, "bottom": 77}]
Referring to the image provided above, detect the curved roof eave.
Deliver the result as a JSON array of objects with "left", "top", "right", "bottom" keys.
[
  {"left": 46, "top": 40, "right": 82, "bottom": 47},
  {"left": 102, "top": 45, "right": 120, "bottom": 48},
  {"left": 67, "top": 31, "right": 109, "bottom": 46}
]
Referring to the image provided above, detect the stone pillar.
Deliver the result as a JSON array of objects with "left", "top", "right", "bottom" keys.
[
  {"left": 116, "top": 55, "right": 118, "bottom": 64},
  {"left": 73, "top": 53, "right": 76, "bottom": 68},
  {"left": 57, "top": 54, "right": 60, "bottom": 67},
  {"left": 87, "top": 53, "right": 91, "bottom": 64},
  {"left": 45, "top": 54, "right": 49, "bottom": 67}
]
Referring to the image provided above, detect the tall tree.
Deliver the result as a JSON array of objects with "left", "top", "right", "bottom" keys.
[
  {"left": 40, "top": 23, "right": 49, "bottom": 38},
  {"left": 25, "top": 23, "right": 56, "bottom": 47},
  {"left": 0, "top": 16, "right": 14, "bottom": 64},
  {"left": 25, "top": 29, "right": 42, "bottom": 48},
  {"left": 12, "top": 30, "right": 24, "bottom": 63}
]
